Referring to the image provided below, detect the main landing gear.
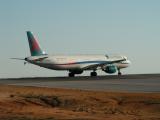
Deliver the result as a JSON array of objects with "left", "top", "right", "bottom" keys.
[
  {"left": 69, "top": 72, "right": 75, "bottom": 77},
  {"left": 90, "top": 71, "right": 97, "bottom": 77},
  {"left": 118, "top": 69, "right": 122, "bottom": 76},
  {"left": 68, "top": 70, "right": 83, "bottom": 77}
]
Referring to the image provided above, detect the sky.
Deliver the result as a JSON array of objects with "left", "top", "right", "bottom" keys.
[{"left": 0, "top": 0, "right": 160, "bottom": 78}]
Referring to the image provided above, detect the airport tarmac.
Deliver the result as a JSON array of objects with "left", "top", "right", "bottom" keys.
[{"left": 0, "top": 74, "right": 160, "bottom": 93}]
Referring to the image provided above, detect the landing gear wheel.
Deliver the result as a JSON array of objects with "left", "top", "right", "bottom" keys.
[
  {"left": 90, "top": 71, "right": 97, "bottom": 77},
  {"left": 69, "top": 72, "right": 75, "bottom": 77},
  {"left": 118, "top": 69, "right": 122, "bottom": 76}
]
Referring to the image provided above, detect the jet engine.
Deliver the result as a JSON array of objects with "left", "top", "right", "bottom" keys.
[{"left": 103, "top": 65, "right": 117, "bottom": 74}]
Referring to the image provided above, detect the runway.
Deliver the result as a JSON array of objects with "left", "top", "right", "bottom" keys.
[{"left": 0, "top": 74, "right": 160, "bottom": 92}]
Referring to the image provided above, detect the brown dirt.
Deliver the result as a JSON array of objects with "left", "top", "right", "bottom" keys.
[{"left": 0, "top": 85, "right": 159, "bottom": 120}]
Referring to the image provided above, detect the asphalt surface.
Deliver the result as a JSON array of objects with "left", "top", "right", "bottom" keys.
[{"left": 0, "top": 74, "right": 160, "bottom": 93}]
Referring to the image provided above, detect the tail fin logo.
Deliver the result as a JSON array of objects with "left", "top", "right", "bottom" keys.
[{"left": 27, "top": 31, "right": 45, "bottom": 56}]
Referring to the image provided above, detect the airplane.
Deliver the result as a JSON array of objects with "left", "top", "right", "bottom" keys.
[{"left": 12, "top": 31, "right": 131, "bottom": 77}]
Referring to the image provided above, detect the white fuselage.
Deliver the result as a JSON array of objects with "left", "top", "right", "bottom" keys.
[{"left": 26, "top": 54, "right": 130, "bottom": 71}]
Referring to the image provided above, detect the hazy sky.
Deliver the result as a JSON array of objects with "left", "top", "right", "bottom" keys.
[{"left": 0, "top": 0, "right": 160, "bottom": 78}]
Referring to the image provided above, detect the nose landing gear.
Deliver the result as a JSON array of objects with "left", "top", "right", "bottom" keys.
[{"left": 118, "top": 69, "right": 122, "bottom": 76}]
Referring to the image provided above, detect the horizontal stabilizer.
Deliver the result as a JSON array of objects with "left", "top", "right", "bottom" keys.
[{"left": 10, "top": 58, "right": 25, "bottom": 60}]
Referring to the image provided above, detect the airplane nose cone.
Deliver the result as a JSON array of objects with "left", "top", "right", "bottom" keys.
[{"left": 127, "top": 60, "right": 131, "bottom": 65}]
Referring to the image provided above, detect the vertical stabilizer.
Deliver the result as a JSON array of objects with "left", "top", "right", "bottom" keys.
[{"left": 26, "top": 31, "right": 45, "bottom": 56}]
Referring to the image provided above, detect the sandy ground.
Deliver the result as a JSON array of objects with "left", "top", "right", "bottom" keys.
[{"left": 0, "top": 85, "right": 159, "bottom": 120}]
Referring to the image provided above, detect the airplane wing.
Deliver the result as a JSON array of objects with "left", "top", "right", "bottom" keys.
[{"left": 82, "top": 57, "right": 126, "bottom": 70}]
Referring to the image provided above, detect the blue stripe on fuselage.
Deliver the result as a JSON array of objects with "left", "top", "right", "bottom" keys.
[{"left": 53, "top": 60, "right": 107, "bottom": 66}]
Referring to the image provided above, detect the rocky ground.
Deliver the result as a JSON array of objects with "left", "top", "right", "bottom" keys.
[{"left": 0, "top": 85, "right": 159, "bottom": 120}]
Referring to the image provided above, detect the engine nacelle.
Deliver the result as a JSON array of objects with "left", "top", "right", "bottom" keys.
[{"left": 103, "top": 65, "right": 117, "bottom": 74}]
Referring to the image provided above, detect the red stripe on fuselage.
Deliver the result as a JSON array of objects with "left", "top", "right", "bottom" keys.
[{"left": 53, "top": 62, "right": 76, "bottom": 66}]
